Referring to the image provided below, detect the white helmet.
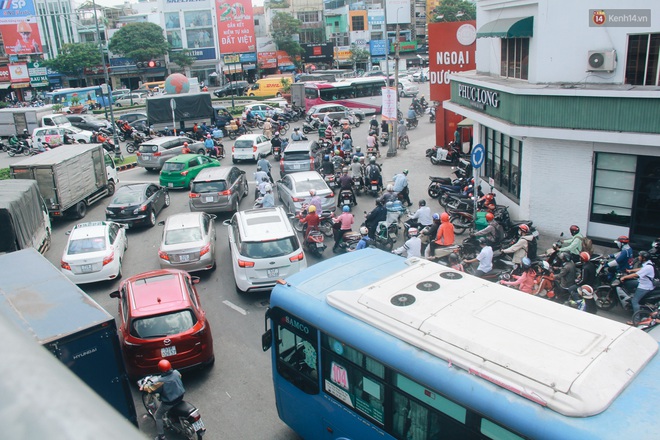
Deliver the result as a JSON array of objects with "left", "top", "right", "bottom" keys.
[
  {"left": 386, "top": 184, "right": 394, "bottom": 192},
  {"left": 264, "top": 184, "right": 272, "bottom": 192},
  {"left": 408, "top": 228, "right": 418, "bottom": 237},
  {"left": 359, "top": 226, "right": 368, "bottom": 235}
]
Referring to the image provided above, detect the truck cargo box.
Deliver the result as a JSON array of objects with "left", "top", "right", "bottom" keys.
[{"left": 0, "top": 179, "right": 50, "bottom": 254}]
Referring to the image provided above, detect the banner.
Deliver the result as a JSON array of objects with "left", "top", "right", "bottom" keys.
[
  {"left": 216, "top": 0, "right": 256, "bottom": 54},
  {"left": 381, "top": 87, "right": 397, "bottom": 120},
  {"left": 0, "top": 65, "right": 9, "bottom": 82},
  {"left": 0, "top": 20, "right": 42, "bottom": 54},
  {"left": 0, "top": 0, "right": 37, "bottom": 23},
  {"left": 258, "top": 50, "right": 293, "bottom": 69}
]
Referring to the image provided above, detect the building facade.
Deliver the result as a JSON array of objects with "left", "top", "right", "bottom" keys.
[{"left": 443, "top": 0, "right": 660, "bottom": 244}]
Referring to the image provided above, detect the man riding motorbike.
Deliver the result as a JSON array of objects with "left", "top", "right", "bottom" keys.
[
  {"left": 364, "top": 200, "right": 387, "bottom": 239},
  {"left": 337, "top": 167, "right": 356, "bottom": 206},
  {"left": 472, "top": 212, "right": 504, "bottom": 247},
  {"left": 139, "top": 359, "right": 186, "bottom": 440},
  {"left": 406, "top": 199, "right": 433, "bottom": 231},
  {"left": 392, "top": 169, "right": 412, "bottom": 206}
]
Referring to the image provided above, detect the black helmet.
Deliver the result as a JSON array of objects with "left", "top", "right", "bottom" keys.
[
  {"left": 477, "top": 237, "right": 487, "bottom": 245},
  {"left": 639, "top": 251, "right": 650, "bottom": 261},
  {"left": 448, "top": 253, "right": 459, "bottom": 263},
  {"left": 418, "top": 199, "right": 426, "bottom": 206}
]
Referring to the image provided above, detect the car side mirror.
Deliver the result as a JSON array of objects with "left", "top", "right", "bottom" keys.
[
  {"left": 109, "top": 290, "right": 120, "bottom": 299},
  {"left": 157, "top": 220, "right": 165, "bottom": 226},
  {"left": 191, "top": 276, "right": 201, "bottom": 284},
  {"left": 222, "top": 219, "right": 231, "bottom": 226},
  {"left": 65, "top": 230, "right": 71, "bottom": 236}
]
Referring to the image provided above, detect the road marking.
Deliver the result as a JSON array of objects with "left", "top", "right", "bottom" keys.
[{"left": 223, "top": 300, "right": 247, "bottom": 315}]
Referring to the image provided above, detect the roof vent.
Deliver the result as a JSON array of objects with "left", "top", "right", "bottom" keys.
[
  {"left": 390, "top": 294, "right": 416, "bottom": 307},
  {"left": 440, "top": 272, "right": 463, "bottom": 280},
  {"left": 416, "top": 281, "right": 440, "bottom": 291}
]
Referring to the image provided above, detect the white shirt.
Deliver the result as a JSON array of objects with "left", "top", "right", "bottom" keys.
[
  {"left": 410, "top": 206, "right": 433, "bottom": 226},
  {"left": 638, "top": 261, "right": 655, "bottom": 290},
  {"left": 394, "top": 236, "right": 422, "bottom": 258},
  {"left": 477, "top": 246, "right": 493, "bottom": 273}
]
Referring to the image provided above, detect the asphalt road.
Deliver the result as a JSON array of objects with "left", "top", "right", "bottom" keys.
[{"left": 9, "top": 83, "right": 629, "bottom": 438}]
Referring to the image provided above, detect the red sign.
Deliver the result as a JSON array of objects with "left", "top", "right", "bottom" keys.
[
  {"left": 0, "top": 21, "right": 43, "bottom": 55},
  {"left": 216, "top": 0, "right": 256, "bottom": 54},
  {"left": 428, "top": 21, "right": 476, "bottom": 147},
  {"left": 0, "top": 65, "right": 10, "bottom": 82},
  {"left": 258, "top": 50, "right": 293, "bottom": 69}
]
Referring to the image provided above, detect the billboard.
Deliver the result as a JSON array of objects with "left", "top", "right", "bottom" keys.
[
  {"left": 0, "top": 20, "right": 42, "bottom": 55},
  {"left": 216, "top": 0, "right": 256, "bottom": 54},
  {"left": 303, "top": 43, "right": 333, "bottom": 62},
  {"left": 0, "top": 0, "right": 37, "bottom": 23}
]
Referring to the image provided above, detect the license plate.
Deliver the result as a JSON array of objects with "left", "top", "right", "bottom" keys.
[
  {"left": 315, "top": 242, "right": 324, "bottom": 248},
  {"left": 161, "top": 346, "right": 177, "bottom": 357},
  {"left": 204, "top": 196, "right": 214, "bottom": 203},
  {"left": 168, "top": 183, "right": 173, "bottom": 188},
  {"left": 179, "top": 254, "right": 190, "bottom": 262},
  {"left": 371, "top": 185, "right": 378, "bottom": 190},
  {"left": 142, "top": 154, "right": 151, "bottom": 160},
  {"left": 267, "top": 268, "right": 279, "bottom": 277},
  {"left": 81, "top": 264, "right": 93, "bottom": 273},
  {"left": 192, "top": 419, "right": 205, "bottom": 431},
  {"left": 293, "top": 163, "right": 300, "bottom": 169}
]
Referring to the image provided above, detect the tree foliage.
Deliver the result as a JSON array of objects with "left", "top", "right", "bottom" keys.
[
  {"left": 168, "top": 49, "right": 195, "bottom": 71},
  {"left": 41, "top": 43, "right": 101, "bottom": 78},
  {"left": 349, "top": 45, "right": 370, "bottom": 65},
  {"left": 108, "top": 22, "right": 169, "bottom": 62},
  {"left": 430, "top": 0, "right": 476, "bottom": 22},
  {"left": 271, "top": 12, "right": 304, "bottom": 60}
]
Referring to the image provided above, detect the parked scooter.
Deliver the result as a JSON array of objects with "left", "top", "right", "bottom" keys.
[
  {"left": 138, "top": 375, "right": 206, "bottom": 440},
  {"left": 426, "top": 141, "right": 461, "bottom": 166}
]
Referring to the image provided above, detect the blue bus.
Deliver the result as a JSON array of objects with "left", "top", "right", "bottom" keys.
[
  {"left": 45, "top": 86, "right": 110, "bottom": 109},
  {"left": 263, "top": 249, "right": 660, "bottom": 440}
]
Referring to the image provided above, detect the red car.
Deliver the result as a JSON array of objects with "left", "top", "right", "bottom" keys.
[{"left": 110, "top": 269, "right": 214, "bottom": 379}]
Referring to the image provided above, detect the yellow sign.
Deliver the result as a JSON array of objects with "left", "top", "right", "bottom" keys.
[{"left": 334, "top": 47, "right": 351, "bottom": 61}]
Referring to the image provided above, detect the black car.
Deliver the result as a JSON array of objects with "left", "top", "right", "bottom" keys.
[
  {"left": 129, "top": 118, "right": 150, "bottom": 134},
  {"left": 105, "top": 183, "right": 170, "bottom": 228},
  {"left": 65, "top": 114, "right": 111, "bottom": 132},
  {"left": 118, "top": 112, "right": 147, "bottom": 124},
  {"left": 213, "top": 81, "right": 249, "bottom": 98}
]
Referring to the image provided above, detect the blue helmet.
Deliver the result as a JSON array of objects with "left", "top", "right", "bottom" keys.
[
  {"left": 342, "top": 205, "right": 350, "bottom": 212},
  {"left": 324, "top": 155, "right": 330, "bottom": 161}
]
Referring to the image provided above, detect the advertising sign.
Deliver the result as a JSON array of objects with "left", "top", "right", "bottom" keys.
[
  {"left": 0, "top": 0, "right": 37, "bottom": 23},
  {"left": 0, "top": 20, "right": 42, "bottom": 54},
  {"left": 240, "top": 52, "right": 257, "bottom": 63},
  {"left": 257, "top": 36, "right": 276, "bottom": 53},
  {"left": 334, "top": 46, "right": 351, "bottom": 61},
  {"left": 28, "top": 62, "right": 48, "bottom": 87},
  {"left": 0, "top": 65, "right": 9, "bottom": 82},
  {"left": 370, "top": 40, "right": 388, "bottom": 56},
  {"left": 258, "top": 51, "right": 293, "bottom": 69},
  {"left": 381, "top": 87, "right": 397, "bottom": 120},
  {"left": 391, "top": 41, "right": 418, "bottom": 53},
  {"left": 303, "top": 43, "right": 333, "bottom": 62},
  {"left": 8, "top": 63, "right": 29, "bottom": 82},
  {"left": 216, "top": 0, "right": 256, "bottom": 54}
]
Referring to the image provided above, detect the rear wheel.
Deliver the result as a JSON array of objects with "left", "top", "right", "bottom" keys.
[
  {"left": 75, "top": 201, "right": 87, "bottom": 219},
  {"left": 594, "top": 285, "right": 616, "bottom": 310},
  {"left": 148, "top": 210, "right": 156, "bottom": 227},
  {"left": 126, "top": 143, "right": 136, "bottom": 154},
  {"left": 450, "top": 217, "right": 470, "bottom": 235},
  {"left": 107, "top": 181, "right": 116, "bottom": 197},
  {"left": 632, "top": 307, "right": 656, "bottom": 329}
]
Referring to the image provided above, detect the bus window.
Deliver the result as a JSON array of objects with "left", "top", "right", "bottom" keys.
[
  {"left": 480, "top": 419, "right": 525, "bottom": 440},
  {"left": 273, "top": 309, "right": 319, "bottom": 395},
  {"left": 305, "top": 88, "right": 319, "bottom": 100}
]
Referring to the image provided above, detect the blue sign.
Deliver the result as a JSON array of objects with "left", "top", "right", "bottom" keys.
[
  {"left": 240, "top": 52, "right": 257, "bottom": 63},
  {"left": 186, "top": 48, "right": 216, "bottom": 61},
  {"left": 0, "top": 0, "right": 37, "bottom": 23},
  {"left": 471, "top": 143, "right": 485, "bottom": 169},
  {"left": 369, "top": 40, "right": 388, "bottom": 57}
]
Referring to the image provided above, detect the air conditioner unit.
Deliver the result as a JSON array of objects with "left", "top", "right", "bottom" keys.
[{"left": 587, "top": 50, "right": 616, "bottom": 72}]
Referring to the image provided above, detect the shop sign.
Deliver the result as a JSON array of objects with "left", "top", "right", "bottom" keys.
[
  {"left": 0, "top": 65, "right": 9, "bottom": 82},
  {"left": 223, "top": 54, "right": 240, "bottom": 64},
  {"left": 370, "top": 40, "right": 388, "bottom": 56},
  {"left": 390, "top": 40, "right": 417, "bottom": 53},
  {"left": 334, "top": 46, "right": 351, "bottom": 61},
  {"left": 239, "top": 52, "right": 257, "bottom": 62},
  {"left": 28, "top": 61, "right": 48, "bottom": 87},
  {"left": 457, "top": 84, "right": 499, "bottom": 109}
]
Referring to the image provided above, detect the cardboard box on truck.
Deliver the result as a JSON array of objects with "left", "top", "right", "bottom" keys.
[
  {"left": 0, "top": 248, "right": 138, "bottom": 425},
  {"left": 10, "top": 143, "right": 115, "bottom": 219},
  {"left": 146, "top": 91, "right": 213, "bottom": 131},
  {"left": 0, "top": 179, "right": 51, "bottom": 255}
]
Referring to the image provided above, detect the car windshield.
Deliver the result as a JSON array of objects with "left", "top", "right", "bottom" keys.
[
  {"left": 165, "top": 227, "right": 203, "bottom": 245},
  {"left": 162, "top": 162, "right": 185, "bottom": 172},
  {"left": 67, "top": 237, "right": 106, "bottom": 254},
  {"left": 234, "top": 140, "right": 254, "bottom": 149},
  {"left": 284, "top": 152, "right": 310, "bottom": 161},
  {"left": 241, "top": 236, "right": 298, "bottom": 259},
  {"left": 192, "top": 181, "right": 227, "bottom": 193},
  {"left": 131, "top": 309, "right": 197, "bottom": 338},
  {"left": 111, "top": 190, "right": 143, "bottom": 205},
  {"left": 293, "top": 179, "right": 324, "bottom": 193}
]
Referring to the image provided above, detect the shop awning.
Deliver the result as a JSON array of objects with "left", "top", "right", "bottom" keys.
[
  {"left": 0, "top": 83, "right": 10, "bottom": 89},
  {"left": 457, "top": 118, "right": 473, "bottom": 127},
  {"left": 477, "top": 16, "right": 533, "bottom": 38}
]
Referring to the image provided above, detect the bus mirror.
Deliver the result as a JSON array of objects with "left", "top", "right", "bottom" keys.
[{"left": 262, "top": 330, "right": 272, "bottom": 352}]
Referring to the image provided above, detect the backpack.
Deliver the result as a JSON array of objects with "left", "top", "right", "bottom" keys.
[
  {"left": 527, "top": 237, "right": 538, "bottom": 260},
  {"left": 493, "top": 221, "right": 505, "bottom": 243},
  {"left": 368, "top": 165, "right": 380, "bottom": 180},
  {"left": 580, "top": 236, "right": 593, "bottom": 255}
]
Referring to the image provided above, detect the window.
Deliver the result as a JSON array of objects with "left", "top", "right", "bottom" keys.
[
  {"left": 297, "top": 11, "right": 320, "bottom": 23},
  {"left": 500, "top": 38, "right": 529, "bottom": 80},
  {"left": 351, "top": 15, "right": 365, "bottom": 31},
  {"left": 625, "top": 33, "right": 660, "bottom": 86},
  {"left": 590, "top": 153, "right": 636, "bottom": 226},
  {"left": 273, "top": 309, "right": 319, "bottom": 394},
  {"left": 482, "top": 127, "right": 522, "bottom": 201}
]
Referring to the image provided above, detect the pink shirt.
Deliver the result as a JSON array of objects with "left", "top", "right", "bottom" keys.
[{"left": 335, "top": 213, "right": 354, "bottom": 230}]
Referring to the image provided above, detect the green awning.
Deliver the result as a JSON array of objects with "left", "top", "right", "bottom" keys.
[{"left": 477, "top": 16, "right": 533, "bottom": 38}]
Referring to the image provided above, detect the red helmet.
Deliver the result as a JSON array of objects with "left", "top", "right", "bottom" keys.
[
  {"left": 569, "top": 225, "right": 580, "bottom": 236},
  {"left": 485, "top": 212, "right": 494, "bottom": 222},
  {"left": 487, "top": 203, "right": 496, "bottom": 211},
  {"left": 158, "top": 359, "right": 172, "bottom": 373},
  {"left": 440, "top": 212, "right": 449, "bottom": 222},
  {"left": 617, "top": 235, "right": 629, "bottom": 244},
  {"left": 580, "top": 251, "right": 590, "bottom": 262},
  {"left": 519, "top": 224, "right": 530, "bottom": 233}
]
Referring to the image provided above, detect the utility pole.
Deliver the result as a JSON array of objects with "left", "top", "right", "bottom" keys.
[
  {"left": 390, "top": 21, "right": 401, "bottom": 157},
  {"left": 383, "top": 0, "right": 393, "bottom": 155}
]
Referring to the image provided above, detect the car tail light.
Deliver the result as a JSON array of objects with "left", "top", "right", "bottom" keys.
[
  {"left": 158, "top": 250, "right": 170, "bottom": 260},
  {"left": 61, "top": 260, "right": 71, "bottom": 270},
  {"left": 103, "top": 252, "right": 114, "bottom": 266},
  {"left": 153, "top": 152, "right": 162, "bottom": 157},
  {"left": 136, "top": 152, "right": 141, "bottom": 156},
  {"left": 238, "top": 259, "right": 255, "bottom": 268},
  {"left": 199, "top": 244, "right": 211, "bottom": 256},
  {"left": 280, "top": 159, "right": 284, "bottom": 172},
  {"left": 189, "top": 192, "right": 200, "bottom": 198},
  {"left": 219, "top": 190, "right": 231, "bottom": 196},
  {"left": 292, "top": 197, "right": 304, "bottom": 202},
  {"left": 181, "top": 170, "right": 189, "bottom": 176},
  {"left": 252, "top": 146, "right": 257, "bottom": 152},
  {"left": 289, "top": 252, "right": 305, "bottom": 262},
  {"left": 325, "top": 193, "right": 334, "bottom": 198}
]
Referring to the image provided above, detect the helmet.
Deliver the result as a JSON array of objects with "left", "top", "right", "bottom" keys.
[
  {"left": 485, "top": 212, "right": 494, "bottom": 222},
  {"left": 274, "top": 131, "right": 280, "bottom": 136},
  {"left": 408, "top": 227, "right": 418, "bottom": 237},
  {"left": 359, "top": 156, "right": 365, "bottom": 162},
  {"left": 260, "top": 152, "right": 267, "bottom": 158},
  {"left": 569, "top": 225, "right": 580, "bottom": 236},
  {"left": 616, "top": 235, "right": 630, "bottom": 244},
  {"left": 371, "top": 115, "right": 376, "bottom": 119},
  {"left": 360, "top": 226, "right": 369, "bottom": 235},
  {"left": 335, "top": 137, "right": 341, "bottom": 142},
  {"left": 403, "top": 169, "right": 409, "bottom": 175},
  {"left": 558, "top": 252, "right": 569, "bottom": 262},
  {"left": 267, "top": 118, "right": 271, "bottom": 121},
  {"left": 386, "top": 184, "right": 394, "bottom": 192},
  {"left": 521, "top": 257, "right": 532, "bottom": 269},
  {"left": 183, "top": 142, "right": 188, "bottom": 146},
  {"left": 370, "top": 156, "right": 376, "bottom": 163},
  {"left": 309, "top": 189, "right": 316, "bottom": 196},
  {"left": 324, "top": 155, "right": 330, "bottom": 161},
  {"left": 639, "top": 251, "right": 650, "bottom": 261},
  {"left": 353, "top": 156, "right": 359, "bottom": 162},
  {"left": 308, "top": 205, "right": 316, "bottom": 213},
  {"left": 580, "top": 251, "right": 590, "bottom": 263},
  {"left": 342, "top": 167, "right": 348, "bottom": 173},
  {"left": 207, "top": 134, "right": 211, "bottom": 138},
  {"left": 264, "top": 184, "right": 272, "bottom": 192},
  {"left": 342, "top": 205, "right": 350, "bottom": 212},
  {"left": 157, "top": 359, "right": 172, "bottom": 373},
  {"left": 344, "top": 134, "right": 349, "bottom": 139},
  {"left": 294, "top": 127, "right": 299, "bottom": 131},
  {"left": 440, "top": 212, "right": 449, "bottom": 222},
  {"left": 519, "top": 224, "right": 530, "bottom": 233},
  {"left": 477, "top": 237, "right": 487, "bottom": 245},
  {"left": 578, "top": 285, "right": 594, "bottom": 299},
  {"left": 22, "top": 128, "right": 28, "bottom": 134},
  {"left": 334, "top": 149, "right": 340, "bottom": 155},
  {"left": 541, "top": 261, "right": 550, "bottom": 272},
  {"left": 418, "top": 199, "right": 426, "bottom": 206},
  {"left": 432, "top": 213, "right": 440, "bottom": 221},
  {"left": 448, "top": 253, "right": 459, "bottom": 263}
]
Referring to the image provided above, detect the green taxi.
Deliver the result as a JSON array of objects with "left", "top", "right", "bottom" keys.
[{"left": 159, "top": 154, "right": 221, "bottom": 189}]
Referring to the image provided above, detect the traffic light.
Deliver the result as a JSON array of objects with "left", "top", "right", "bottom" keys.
[{"left": 136, "top": 60, "right": 162, "bottom": 69}]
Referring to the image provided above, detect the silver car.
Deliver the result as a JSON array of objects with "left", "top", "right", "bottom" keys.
[
  {"left": 276, "top": 171, "right": 336, "bottom": 215},
  {"left": 137, "top": 136, "right": 204, "bottom": 171},
  {"left": 157, "top": 212, "right": 217, "bottom": 272}
]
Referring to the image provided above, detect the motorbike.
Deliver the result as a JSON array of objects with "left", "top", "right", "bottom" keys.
[
  {"left": 428, "top": 106, "right": 436, "bottom": 123},
  {"left": 380, "top": 132, "right": 389, "bottom": 147},
  {"left": 352, "top": 176, "right": 363, "bottom": 195},
  {"left": 368, "top": 221, "right": 397, "bottom": 251},
  {"left": 339, "top": 188, "right": 356, "bottom": 208},
  {"left": 334, "top": 230, "right": 362, "bottom": 253},
  {"left": 323, "top": 172, "right": 337, "bottom": 190},
  {"left": 303, "top": 229, "right": 327, "bottom": 257},
  {"left": 138, "top": 376, "right": 206, "bottom": 440},
  {"left": 406, "top": 118, "right": 418, "bottom": 130},
  {"left": 6, "top": 140, "right": 31, "bottom": 157},
  {"left": 292, "top": 208, "right": 334, "bottom": 238},
  {"left": 366, "top": 178, "right": 382, "bottom": 197},
  {"left": 427, "top": 141, "right": 462, "bottom": 166},
  {"left": 302, "top": 116, "right": 321, "bottom": 134},
  {"left": 272, "top": 137, "right": 288, "bottom": 161}
]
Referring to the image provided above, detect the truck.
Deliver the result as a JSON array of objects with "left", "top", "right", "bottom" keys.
[
  {"left": 0, "top": 248, "right": 138, "bottom": 426},
  {"left": 10, "top": 143, "right": 119, "bottom": 219},
  {"left": 146, "top": 91, "right": 214, "bottom": 132},
  {"left": 0, "top": 179, "right": 51, "bottom": 255},
  {"left": 0, "top": 106, "right": 72, "bottom": 138}
]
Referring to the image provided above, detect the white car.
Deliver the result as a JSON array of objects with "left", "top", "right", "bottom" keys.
[
  {"left": 398, "top": 79, "right": 419, "bottom": 97},
  {"left": 114, "top": 93, "right": 147, "bottom": 107},
  {"left": 232, "top": 134, "right": 271, "bottom": 163},
  {"left": 412, "top": 68, "right": 429, "bottom": 82},
  {"left": 32, "top": 126, "right": 93, "bottom": 148},
  {"left": 226, "top": 206, "right": 306, "bottom": 293},
  {"left": 60, "top": 221, "right": 127, "bottom": 284}
]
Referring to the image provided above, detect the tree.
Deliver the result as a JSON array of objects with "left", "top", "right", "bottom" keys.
[
  {"left": 168, "top": 49, "right": 195, "bottom": 73},
  {"left": 430, "top": 0, "right": 476, "bottom": 22},
  {"left": 349, "top": 45, "right": 370, "bottom": 71},
  {"left": 271, "top": 12, "right": 304, "bottom": 66},
  {"left": 41, "top": 43, "right": 101, "bottom": 84},
  {"left": 108, "top": 22, "right": 169, "bottom": 63}
]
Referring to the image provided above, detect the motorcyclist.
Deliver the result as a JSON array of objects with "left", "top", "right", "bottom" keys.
[
  {"left": 423, "top": 213, "right": 441, "bottom": 258},
  {"left": 378, "top": 184, "right": 398, "bottom": 205},
  {"left": 428, "top": 212, "right": 454, "bottom": 259},
  {"left": 341, "top": 133, "right": 352, "bottom": 154},
  {"left": 556, "top": 225, "right": 584, "bottom": 261},
  {"left": 353, "top": 145, "right": 364, "bottom": 159},
  {"left": 365, "top": 157, "right": 382, "bottom": 189},
  {"left": 270, "top": 132, "right": 282, "bottom": 155},
  {"left": 364, "top": 200, "right": 387, "bottom": 239},
  {"left": 501, "top": 224, "right": 534, "bottom": 266},
  {"left": 8, "top": 133, "right": 20, "bottom": 148},
  {"left": 331, "top": 150, "right": 344, "bottom": 170},
  {"left": 181, "top": 141, "right": 191, "bottom": 154},
  {"left": 321, "top": 155, "right": 335, "bottom": 177},
  {"left": 350, "top": 156, "right": 363, "bottom": 186},
  {"left": 369, "top": 115, "right": 379, "bottom": 135},
  {"left": 306, "top": 189, "right": 323, "bottom": 214},
  {"left": 574, "top": 285, "right": 597, "bottom": 314},
  {"left": 355, "top": 226, "right": 372, "bottom": 250},
  {"left": 607, "top": 235, "right": 634, "bottom": 273},
  {"left": 333, "top": 205, "right": 354, "bottom": 253},
  {"left": 463, "top": 237, "right": 493, "bottom": 278},
  {"left": 257, "top": 153, "right": 273, "bottom": 183},
  {"left": 397, "top": 119, "right": 407, "bottom": 147},
  {"left": 324, "top": 123, "right": 334, "bottom": 140},
  {"left": 254, "top": 166, "right": 269, "bottom": 199},
  {"left": 393, "top": 227, "right": 422, "bottom": 258},
  {"left": 419, "top": 95, "right": 428, "bottom": 108},
  {"left": 337, "top": 167, "right": 356, "bottom": 206},
  {"left": 472, "top": 212, "right": 504, "bottom": 246},
  {"left": 406, "top": 199, "right": 433, "bottom": 231},
  {"left": 621, "top": 251, "right": 656, "bottom": 316},
  {"left": 323, "top": 112, "right": 332, "bottom": 127},
  {"left": 204, "top": 133, "right": 215, "bottom": 155},
  {"left": 139, "top": 359, "right": 185, "bottom": 440},
  {"left": 500, "top": 257, "right": 537, "bottom": 293},
  {"left": 392, "top": 169, "right": 412, "bottom": 206},
  {"left": 407, "top": 105, "right": 417, "bottom": 124},
  {"left": 552, "top": 252, "right": 577, "bottom": 301},
  {"left": 569, "top": 252, "right": 597, "bottom": 301},
  {"left": 299, "top": 204, "right": 320, "bottom": 239},
  {"left": 261, "top": 184, "right": 275, "bottom": 208}
]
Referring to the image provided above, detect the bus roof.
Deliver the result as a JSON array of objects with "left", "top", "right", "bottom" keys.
[
  {"left": 280, "top": 249, "right": 658, "bottom": 418},
  {"left": 305, "top": 77, "right": 387, "bottom": 89}
]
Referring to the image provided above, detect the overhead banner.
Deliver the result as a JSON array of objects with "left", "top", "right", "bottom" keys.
[
  {"left": 216, "top": 0, "right": 256, "bottom": 54},
  {"left": 8, "top": 63, "right": 29, "bottom": 82},
  {"left": 381, "top": 87, "right": 397, "bottom": 120}
]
